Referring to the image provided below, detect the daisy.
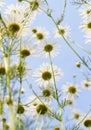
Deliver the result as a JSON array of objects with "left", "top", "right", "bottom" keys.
[
  {"left": 0, "top": 66, "right": 6, "bottom": 76},
  {"left": 28, "top": 0, "right": 46, "bottom": 12},
  {"left": 54, "top": 24, "right": 71, "bottom": 38},
  {"left": 17, "top": 39, "right": 37, "bottom": 58},
  {"left": 37, "top": 39, "right": 61, "bottom": 58},
  {"left": 2, "top": 4, "right": 35, "bottom": 39},
  {"left": 79, "top": 5, "right": 91, "bottom": 20},
  {"left": 40, "top": 84, "right": 55, "bottom": 102},
  {"left": 61, "top": 82, "right": 81, "bottom": 99},
  {"left": 14, "top": 60, "right": 31, "bottom": 79},
  {"left": 82, "top": 79, "right": 91, "bottom": 90},
  {"left": 5, "top": 4, "right": 27, "bottom": 16},
  {"left": 81, "top": 115, "right": 91, "bottom": 130},
  {"left": 80, "top": 18, "right": 91, "bottom": 34},
  {"left": 53, "top": 126, "right": 60, "bottom": 130},
  {"left": 31, "top": 27, "right": 49, "bottom": 43},
  {"left": 24, "top": 95, "right": 50, "bottom": 117},
  {"left": 70, "top": 109, "right": 83, "bottom": 124},
  {"left": 33, "top": 63, "right": 62, "bottom": 87},
  {"left": 3, "top": 13, "right": 30, "bottom": 38}
]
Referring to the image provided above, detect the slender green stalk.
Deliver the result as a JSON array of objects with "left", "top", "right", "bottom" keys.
[
  {"left": 0, "top": 38, "right": 15, "bottom": 130},
  {"left": 49, "top": 53, "right": 58, "bottom": 101},
  {"left": 4, "top": 56, "right": 15, "bottom": 130}
]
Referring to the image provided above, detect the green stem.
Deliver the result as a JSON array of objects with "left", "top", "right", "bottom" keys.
[
  {"left": 62, "top": 35, "right": 91, "bottom": 71},
  {"left": 4, "top": 56, "right": 15, "bottom": 130},
  {"left": 49, "top": 53, "right": 58, "bottom": 101}
]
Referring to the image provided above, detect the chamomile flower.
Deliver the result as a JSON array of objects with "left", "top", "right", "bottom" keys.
[
  {"left": 15, "top": 61, "right": 31, "bottom": 79},
  {"left": 5, "top": 4, "right": 27, "bottom": 16},
  {"left": 3, "top": 13, "right": 30, "bottom": 38},
  {"left": 53, "top": 126, "right": 60, "bottom": 130},
  {"left": 70, "top": 109, "right": 83, "bottom": 123},
  {"left": 82, "top": 79, "right": 91, "bottom": 90},
  {"left": 80, "top": 18, "right": 91, "bottom": 34},
  {"left": 62, "top": 82, "right": 81, "bottom": 99},
  {"left": 79, "top": 5, "right": 91, "bottom": 20},
  {"left": 0, "top": 66, "right": 6, "bottom": 76},
  {"left": 17, "top": 39, "right": 37, "bottom": 58},
  {"left": 54, "top": 24, "right": 70, "bottom": 38},
  {"left": 25, "top": 95, "right": 50, "bottom": 117},
  {"left": 2, "top": 4, "right": 35, "bottom": 38},
  {"left": 81, "top": 115, "right": 91, "bottom": 130},
  {"left": 40, "top": 84, "right": 55, "bottom": 102},
  {"left": 28, "top": 0, "right": 46, "bottom": 12},
  {"left": 33, "top": 63, "right": 62, "bottom": 87},
  {"left": 37, "top": 39, "right": 61, "bottom": 58},
  {"left": 32, "top": 27, "right": 49, "bottom": 43}
]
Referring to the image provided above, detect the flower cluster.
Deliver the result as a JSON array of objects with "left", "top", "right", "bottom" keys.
[{"left": 0, "top": 0, "right": 90, "bottom": 130}]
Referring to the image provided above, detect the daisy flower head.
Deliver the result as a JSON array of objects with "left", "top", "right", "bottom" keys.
[
  {"left": 79, "top": 5, "right": 91, "bottom": 20},
  {"left": 81, "top": 115, "right": 91, "bottom": 130},
  {"left": 4, "top": 4, "right": 27, "bottom": 16},
  {"left": 31, "top": 27, "right": 49, "bottom": 43},
  {"left": 80, "top": 18, "right": 91, "bottom": 34},
  {"left": 70, "top": 109, "right": 83, "bottom": 123},
  {"left": 62, "top": 82, "right": 81, "bottom": 99},
  {"left": 54, "top": 24, "right": 71, "bottom": 38},
  {"left": 17, "top": 39, "right": 37, "bottom": 58},
  {"left": 28, "top": 0, "right": 46, "bottom": 13},
  {"left": 2, "top": 4, "right": 35, "bottom": 39},
  {"left": 25, "top": 95, "right": 50, "bottom": 117},
  {"left": 37, "top": 39, "right": 61, "bottom": 58},
  {"left": 40, "top": 84, "right": 55, "bottom": 102},
  {"left": 53, "top": 126, "right": 60, "bottom": 130},
  {"left": 0, "top": 65, "right": 6, "bottom": 77},
  {"left": 3, "top": 13, "right": 30, "bottom": 39},
  {"left": 33, "top": 63, "right": 62, "bottom": 87},
  {"left": 82, "top": 79, "right": 91, "bottom": 90},
  {"left": 15, "top": 60, "right": 31, "bottom": 79}
]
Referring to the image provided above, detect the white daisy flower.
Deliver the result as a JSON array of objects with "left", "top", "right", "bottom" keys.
[
  {"left": 24, "top": 95, "right": 50, "bottom": 117},
  {"left": 27, "top": 0, "right": 46, "bottom": 13},
  {"left": 81, "top": 115, "right": 91, "bottom": 130},
  {"left": 5, "top": 4, "right": 27, "bottom": 16},
  {"left": 54, "top": 24, "right": 71, "bottom": 38},
  {"left": 40, "top": 84, "right": 55, "bottom": 102},
  {"left": 79, "top": 5, "right": 91, "bottom": 20},
  {"left": 3, "top": 13, "right": 30, "bottom": 38},
  {"left": 80, "top": 19, "right": 91, "bottom": 34},
  {"left": 84, "top": 32, "right": 91, "bottom": 45},
  {"left": 2, "top": 4, "right": 35, "bottom": 39},
  {"left": 70, "top": 109, "right": 83, "bottom": 123},
  {"left": 17, "top": 39, "right": 37, "bottom": 58},
  {"left": 14, "top": 60, "right": 31, "bottom": 79},
  {"left": 37, "top": 39, "right": 61, "bottom": 58},
  {"left": 61, "top": 82, "right": 81, "bottom": 99},
  {"left": 82, "top": 79, "right": 91, "bottom": 90},
  {"left": 53, "top": 126, "right": 60, "bottom": 130},
  {"left": 33, "top": 63, "right": 62, "bottom": 87},
  {"left": 31, "top": 27, "right": 49, "bottom": 43}
]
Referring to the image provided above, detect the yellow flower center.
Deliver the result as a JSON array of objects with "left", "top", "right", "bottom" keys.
[
  {"left": 36, "top": 104, "right": 48, "bottom": 115},
  {"left": 42, "top": 71, "right": 52, "bottom": 80},
  {"left": 44, "top": 44, "right": 53, "bottom": 52}
]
